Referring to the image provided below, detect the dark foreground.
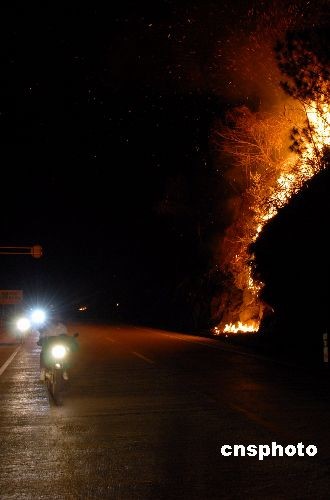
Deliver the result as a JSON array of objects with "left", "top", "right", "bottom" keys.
[{"left": 1, "top": 323, "right": 330, "bottom": 499}]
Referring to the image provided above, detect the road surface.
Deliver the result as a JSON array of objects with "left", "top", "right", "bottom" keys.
[{"left": 1, "top": 323, "right": 330, "bottom": 499}]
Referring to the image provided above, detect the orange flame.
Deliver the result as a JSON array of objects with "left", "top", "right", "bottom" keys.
[{"left": 218, "top": 99, "right": 329, "bottom": 335}]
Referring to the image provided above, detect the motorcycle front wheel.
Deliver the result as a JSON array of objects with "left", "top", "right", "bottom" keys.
[{"left": 48, "top": 368, "right": 63, "bottom": 406}]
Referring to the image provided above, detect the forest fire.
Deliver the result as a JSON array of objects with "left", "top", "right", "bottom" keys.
[
  {"left": 209, "top": 12, "right": 330, "bottom": 337},
  {"left": 223, "top": 322, "right": 258, "bottom": 334},
  {"left": 254, "top": 101, "right": 329, "bottom": 234},
  {"left": 214, "top": 97, "right": 329, "bottom": 335}
]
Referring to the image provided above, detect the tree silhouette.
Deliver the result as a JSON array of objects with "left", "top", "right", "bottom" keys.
[{"left": 251, "top": 165, "right": 329, "bottom": 352}]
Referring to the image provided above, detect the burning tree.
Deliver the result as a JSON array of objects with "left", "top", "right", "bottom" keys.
[
  {"left": 212, "top": 25, "right": 330, "bottom": 335},
  {"left": 275, "top": 27, "right": 330, "bottom": 167},
  {"left": 212, "top": 105, "right": 301, "bottom": 333}
]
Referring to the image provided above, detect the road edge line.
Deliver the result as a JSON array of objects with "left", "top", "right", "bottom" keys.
[
  {"left": 131, "top": 351, "right": 155, "bottom": 364},
  {"left": 0, "top": 345, "right": 21, "bottom": 377}
]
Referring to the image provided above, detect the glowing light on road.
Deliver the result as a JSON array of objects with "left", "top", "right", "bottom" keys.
[{"left": 16, "top": 317, "right": 31, "bottom": 332}]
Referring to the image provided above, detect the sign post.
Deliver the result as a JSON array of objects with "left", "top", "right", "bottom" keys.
[
  {"left": 0, "top": 246, "right": 42, "bottom": 329},
  {"left": 323, "top": 332, "right": 328, "bottom": 365},
  {"left": 0, "top": 290, "right": 23, "bottom": 329}
]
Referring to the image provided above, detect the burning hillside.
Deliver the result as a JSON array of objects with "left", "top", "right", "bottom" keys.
[{"left": 212, "top": 27, "right": 330, "bottom": 335}]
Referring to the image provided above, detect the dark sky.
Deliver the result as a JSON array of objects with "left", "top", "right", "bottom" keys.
[
  {"left": 0, "top": 3, "right": 231, "bottom": 322},
  {"left": 0, "top": 2, "right": 326, "bottom": 326}
]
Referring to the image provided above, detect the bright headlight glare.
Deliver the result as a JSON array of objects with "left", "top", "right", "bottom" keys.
[
  {"left": 51, "top": 345, "right": 67, "bottom": 359},
  {"left": 31, "top": 309, "right": 46, "bottom": 325},
  {"left": 16, "top": 317, "right": 31, "bottom": 332}
]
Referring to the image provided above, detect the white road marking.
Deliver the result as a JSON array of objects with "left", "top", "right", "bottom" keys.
[
  {"left": 131, "top": 351, "right": 155, "bottom": 364},
  {"left": 0, "top": 345, "right": 21, "bottom": 377}
]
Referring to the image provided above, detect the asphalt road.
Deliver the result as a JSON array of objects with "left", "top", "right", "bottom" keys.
[{"left": 1, "top": 323, "right": 330, "bottom": 499}]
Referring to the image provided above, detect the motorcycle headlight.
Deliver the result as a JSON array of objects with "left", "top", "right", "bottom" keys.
[
  {"left": 51, "top": 345, "right": 67, "bottom": 359},
  {"left": 16, "top": 317, "right": 31, "bottom": 332},
  {"left": 31, "top": 308, "right": 46, "bottom": 325}
]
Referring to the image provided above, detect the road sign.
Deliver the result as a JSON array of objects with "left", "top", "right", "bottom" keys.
[
  {"left": 0, "top": 290, "right": 23, "bottom": 305},
  {"left": 0, "top": 245, "right": 43, "bottom": 257}
]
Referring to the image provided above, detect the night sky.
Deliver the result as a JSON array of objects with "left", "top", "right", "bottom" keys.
[
  {"left": 0, "top": 3, "right": 227, "bottom": 324},
  {"left": 0, "top": 2, "right": 327, "bottom": 328}
]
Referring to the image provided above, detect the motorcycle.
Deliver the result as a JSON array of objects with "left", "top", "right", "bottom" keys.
[{"left": 41, "top": 333, "right": 79, "bottom": 405}]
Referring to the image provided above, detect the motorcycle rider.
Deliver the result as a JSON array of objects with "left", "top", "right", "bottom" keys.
[{"left": 38, "top": 317, "right": 72, "bottom": 381}]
